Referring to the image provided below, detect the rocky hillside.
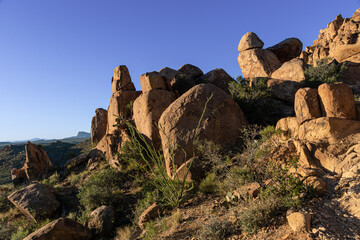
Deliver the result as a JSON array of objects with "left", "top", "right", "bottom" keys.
[
  {"left": 0, "top": 140, "right": 91, "bottom": 184},
  {"left": 1, "top": 8, "right": 360, "bottom": 240}
]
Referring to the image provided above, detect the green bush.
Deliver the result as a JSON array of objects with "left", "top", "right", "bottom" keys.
[
  {"left": 304, "top": 58, "right": 347, "bottom": 87},
  {"left": 229, "top": 77, "right": 284, "bottom": 126},
  {"left": 42, "top": 172, "right": 59, "bottom": 186},
  {"left": 78, "top": 167, "right": 124, "bottom": 213}
]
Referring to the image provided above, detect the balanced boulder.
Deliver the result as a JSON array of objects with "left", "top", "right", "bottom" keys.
[
  {"left": 111, "top": 65, "right": 135, "bottom": 93},
  {"left": 238, "top": 32, "right": 264, "bottom": 52},
  {"left": 267, "top": 38, "right": 303, "bottom": 63},
  {"left": 158, "top": 84, "right": 247, "bottom": 177}
]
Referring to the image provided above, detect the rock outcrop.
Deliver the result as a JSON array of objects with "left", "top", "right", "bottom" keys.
[
  {"left": 304, "top": 9, "right": 360, "bottom": 85},
  {"left": 8, "top": 183, "right": 60, "bottom": 222},
  {"left": 11, "top": 142, "right": 53, "bottom": 184},
  {"left": 95, "top": 65, "right": 140, "bottom": 168},
  {"left": 133, "top": 89, "right": 176, "bottom": 149},
  {"left": 24, "top": 218, "right": 91, "bottom": 240},
  {"left": 158, "top": 84, "right": 247, "bottom": 177},
  {"left": 91, "top": 108, "right": 107, "bottom": 145}
]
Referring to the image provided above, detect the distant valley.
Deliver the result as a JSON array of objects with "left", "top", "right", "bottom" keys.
[{"left": 0, "top": 132, "right": 91, "bottom": 184}]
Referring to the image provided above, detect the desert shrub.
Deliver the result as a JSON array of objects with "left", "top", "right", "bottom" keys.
[
  {"left": 115, "top": 226, "right": 132, "bottom": 240},
  {"left": 304, "top": 58, "right": 347, "bottom": 87},
  {"left": 199, "top": 173, "right": 218, "bottom": 194},
  {"left": 77, "top": 167, "right": 124, "bottom": 213},
  {"left": 42, "top": 172, "right": 59, "bottom": 186},
  {"left": 237, "top": 197, "right": 279, "bottom": 234},
  {"left": 206, "top": 125, "right": 306, "bottom": 234},
  {"left": 116, "top": 95, "right": 212, "bottom": 209},
  {"left": 10, "top": 217, "right": 51, "bottom": 240},
  {"left": 143, "top": 219, "right": 169, "bottom": 240},
  {"left": 196, "top": 217, "right": 231, "bottom": 240},
  {"left": 229, "top": 77, "right": 285, "bottom": 126}
]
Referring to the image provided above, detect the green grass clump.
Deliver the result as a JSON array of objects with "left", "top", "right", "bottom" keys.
[{"left": 199, "top": 173, "right": 218, "bottom": 194}]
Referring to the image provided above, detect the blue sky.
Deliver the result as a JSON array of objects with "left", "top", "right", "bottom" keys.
[{"left": 0, "top": 0, "right": 359, "bottom": 141}]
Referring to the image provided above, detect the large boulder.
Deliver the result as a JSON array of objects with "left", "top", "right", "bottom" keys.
[
  {"left": 318, "top": 82, "right": 356, "bottom": 120},
  {"left": 107, "top": 90, "right": 141, "bottom": 134},
  {"left": 299, "top": 117, "right": 360, "bottom": 143},
  {"left": 196, "top": 68, "right": 235, "bottom": 94},
  {"left": 294, "top": 88, "right": 322, "bottom": 124},
  {"left": 88, "top": 206, "right": 114, "bottom": 237},
  {"left": 237, "top": 48, "right": 281, "bottom": 79},
  {"left": 158, "top": 84, "right": 248, "bottom": 177},
  {"left": 267, "top": 38, "right": 303, "bottom": 63},
  {"left": 140, "top": 72, "right": 167, "bottom": 92},
  {"left": 24, "top": 218, "right": 91, "bottom": 240},
  {"left": 111, "top": 65, "right": 135, "bottom": 93},
  {"left": 133, "top": 90, "right": 176, "bottom": 149},
  {"left": 238, "top": 32, "right": 264, "bottom": 52},
  {"left": 24, "top": 142, "right": 53, "bottom": 180},
  {"left": 267, "top": 79, "right": 300, "bottom": 104},
  {"left": 159, "top": 67, "right": 178, "bottom": 81},
  {"left": 91, "top": 108, "right": 108, "bottom": 145},
  {"left": 270, "top": 59, "right": 305, "bottom": 82},
  {"left": 177, "top": 64, "right": 203, "bottom": 79},
  {"left": 8, "top": 183, "right": 60, "bottom": 222}
]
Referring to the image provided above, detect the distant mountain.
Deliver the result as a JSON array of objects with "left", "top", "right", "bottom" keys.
[
  {"left": 75, "top": 131, "right": 91, "bottom": 138},
  {"left": 0, "top": 132, "right": 91, "bottom": 149}
]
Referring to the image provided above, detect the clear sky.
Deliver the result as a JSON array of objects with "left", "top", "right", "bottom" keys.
[{"left": 0, "top": 0, "right": 359, "bottom": 141}]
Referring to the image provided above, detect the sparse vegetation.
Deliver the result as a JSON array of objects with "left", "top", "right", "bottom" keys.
[
  {"left": 229, "top": 76, "right": 286, "bottom": 126},
  {"left": 304, "top": 58, "right": 347, "bottom": 87},
  {"left": 196, "top": 217, "right": 231, "bottom": 240}
]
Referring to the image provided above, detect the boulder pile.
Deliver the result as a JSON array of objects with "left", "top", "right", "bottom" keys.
[{"left": 92, "top": 64, "right": 247, "bottom": 178}]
